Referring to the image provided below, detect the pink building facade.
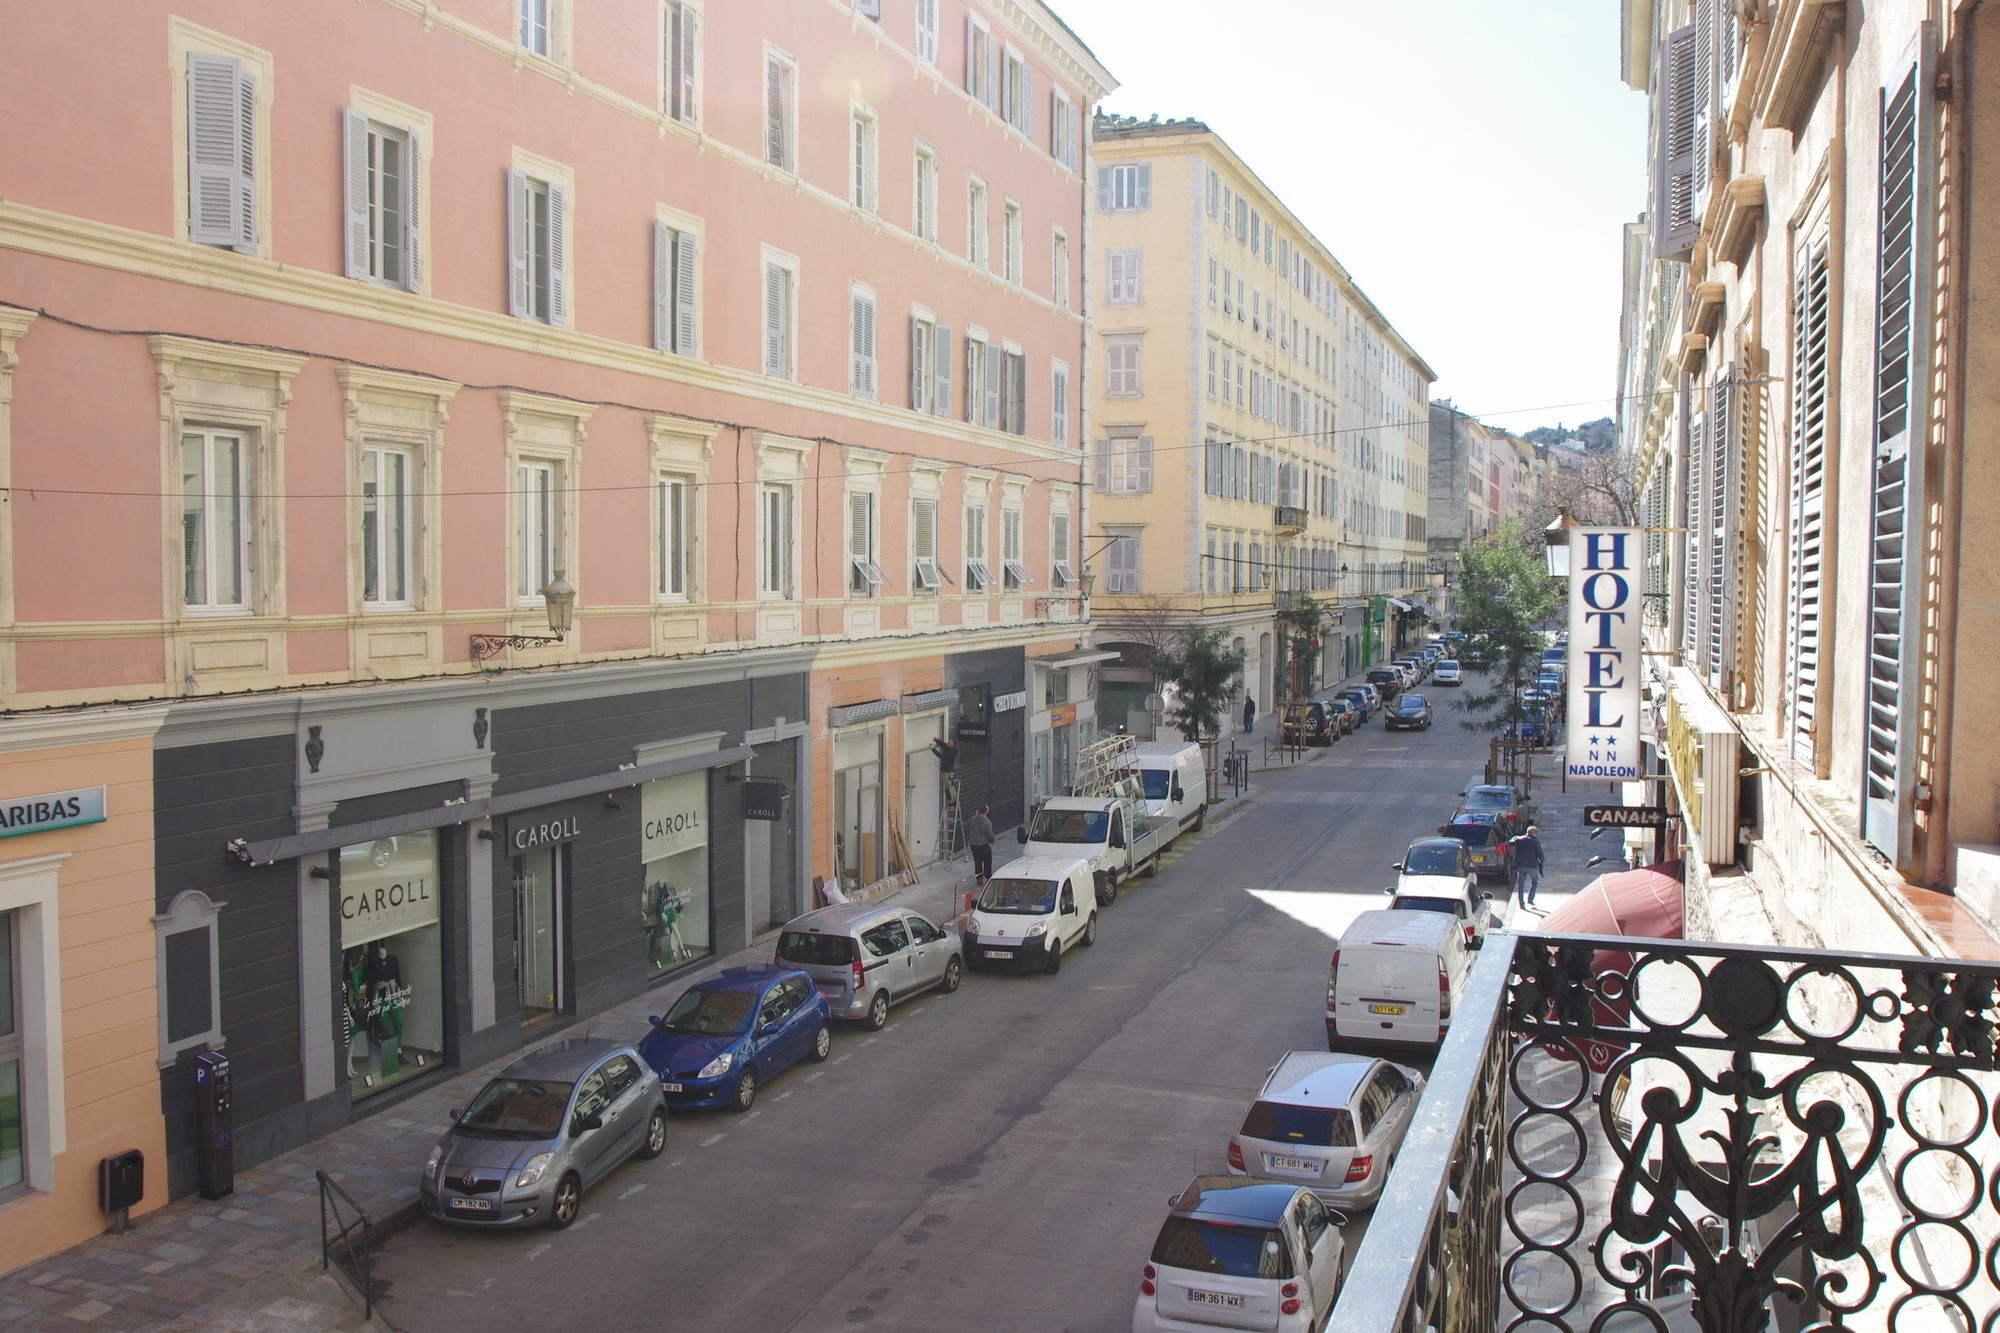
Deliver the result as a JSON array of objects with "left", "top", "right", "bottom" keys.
[{"left": 0, "top": 0, "right": 1110, "bottom": 1268}]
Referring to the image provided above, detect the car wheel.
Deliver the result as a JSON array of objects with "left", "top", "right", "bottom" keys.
[
  {"left": 728, "top": 1066, "right": 758, "bottom": 1112},
  {"left": 865, "top": 989, "right": 891, "bottom": 1031},
  {"left": 1095, "top": 870, "right": 1116, "bottom": 907},
  {"left": 1082, "top": 913, "right": 1098, "bottom": 947},
  {"left": 941, "top": 956, "right": 963, "bottom": 993},
  {"left": 547, "top": 1172, "right": 582, "bottom": 1229},
  {"left": 1043, "top": 936, "right": 1063, "bottom": 975},
  {"left": 807, "top": 1023, "right": 832, "bottom": 1062},
  {"left": 636, "top": 1106, "right": 668, "bottom": 1159},
  {"left": 1193, "top": 804, "right": 1208, "bottom": 832}
]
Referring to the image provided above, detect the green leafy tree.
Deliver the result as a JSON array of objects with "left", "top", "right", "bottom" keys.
[
  {"left": 1154, "top": 628, "right": 1247, "bottom": 744},
  {"left": 1450, "top": 521, "right": 1563, "bottom": 736}
]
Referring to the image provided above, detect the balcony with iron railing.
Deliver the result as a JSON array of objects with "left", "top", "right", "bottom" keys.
[{"left": 1332, "top": 929, "right": 2000, "bottom": 1332}]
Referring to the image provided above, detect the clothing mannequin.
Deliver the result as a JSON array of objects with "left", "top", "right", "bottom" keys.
[
  {"left": 364, "top": 942, "right": 405, "bottom": 1076},
  {"left": 342, "top": 946, "right": 370, "bottom": 1078}
]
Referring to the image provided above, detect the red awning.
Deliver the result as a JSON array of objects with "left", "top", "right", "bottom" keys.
[{"left": 1539, "top": 861, "right": 1685, "bottom": 941}]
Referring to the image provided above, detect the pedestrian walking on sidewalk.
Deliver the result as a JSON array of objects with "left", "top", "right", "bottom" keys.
[
  {"left": 968, "top": 804, "right": 995, "bottom": 884},
  {"left": 1242, "top": 696, "right": 1256, "bottom": 734},
  {"left": 1510, "top": 825, "right": 1545, "bottom": 909}
]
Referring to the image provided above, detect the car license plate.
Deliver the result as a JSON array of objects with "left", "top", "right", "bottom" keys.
[
  {"left": 1369, "top": 1003, "right": 1407, "bottom": 1016},
  {"left": 1267, "top": 1154, "right": 1317, "bottom": 1173},
  {"left": 660, "top": 1081, "right": 683, "bottom": 1092},
  {"left": 1187, "top": 1290, "right": 1245, "bottom": 1309},
  {"left": 984, "top": 949, "right": 1014, "bottom": 959},
  {"left": 448, "top": 1197, "right": 493, "bottom": 1212}
]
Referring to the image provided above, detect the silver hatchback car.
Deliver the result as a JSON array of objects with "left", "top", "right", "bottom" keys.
[
  {"left": 774, "top": 902, "right": 963, "bottom": 1029},
  {"left": 420, "top": 1037, "right": 667, "bottom": 1230},
  {"left": 1225, "top": 1051, "right": 1425, "bottom": 1210}
]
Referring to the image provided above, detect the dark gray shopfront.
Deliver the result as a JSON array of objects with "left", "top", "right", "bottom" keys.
[
  {"left": 153, "top": 654, "right": 809, "bottom": 1199},
  {"left": 945, "top": 646, "right": 1026, "bottom": 831}
]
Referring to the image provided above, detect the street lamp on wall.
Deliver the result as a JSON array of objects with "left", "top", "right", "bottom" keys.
[
  {"left": 470, "top": 571, "right": 577, "bottom": 661},
  {"left": 1543, "top": 508, "right": 1577, "bottom": 579}
]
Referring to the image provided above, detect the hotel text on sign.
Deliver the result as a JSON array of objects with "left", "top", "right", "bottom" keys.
[{"left": 1567, "top": 527, "right": 1642, "bottom": 782}]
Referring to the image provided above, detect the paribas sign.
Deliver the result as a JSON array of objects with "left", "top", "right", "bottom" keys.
[
  {"left": 1566, "top": 528, "right": 1642, "bottom": 782},
  {"left": 0, "top": 786, "right": 106, "bottom": 839}
]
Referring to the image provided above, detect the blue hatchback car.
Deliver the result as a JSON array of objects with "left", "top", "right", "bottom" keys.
[{"left": 637, "top": 966, "right": 831, "bottom": 1112}]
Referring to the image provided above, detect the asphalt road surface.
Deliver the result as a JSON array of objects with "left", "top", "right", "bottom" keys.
[{"left": 373, "top": 691, "right": 1506, "bottom": 1332}]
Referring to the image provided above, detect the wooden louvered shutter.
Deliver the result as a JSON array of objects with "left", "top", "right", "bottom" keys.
[
  {"left": 764, "top": 264, "right": 788, "bottom": 376},
  {"left": 1788, "top": 226, "right": 1832, "bottom": 763},
  {"left": 849, "top": 492, "right": 872, "bottom": 559},
  {"left": 188, "top": 53, "right": 254, "bottom": 250},
  {"left": 851, "top": 291, "right": 876, "bottom": 396},
  {"left": 1095, "top": 167, "right": 1112, "bottom": 213},
  {"left": 1135, "top": 437, "right": 1154, "bottom": 493},
  {"left": 932, "top": 325, "right": 952, "bottom": 417},
  {"left": 913, "top": 498, "right": 937, "bottom": 563},
  {"left": 1692, "top": 0, "right": 1714, "bottom": 216},
  {"left": 673, "top": 3, "right": 698, "bottom": 123},
  {"left": 1682, "top": 393, "right": 1704, "bottom": 668},
  {"left": 403, "top": 128, "right": 423, "bottom": 290},
  {"left": 1655, "top": 26, "right": 1698, "bottom": 259},
  {"left": 1021, "top": 66, "right": 1033, "bottom": 135},
  {"left": 766, "top": 58, "right": 787, "bottom": 167},
  {"left": 1051, "top": 511, "right": 1069, "bottom": 579},
  {"left": 1135, "top": 164, "right": 1152, "bottom": 209},
  {"left": 652, "top": 221, "right": 672, "bottom": 351},
  {"left": 507, "top": 168, "right": 531, "bottom": 317},
  {"left": 673, "top": 229, "right": 697, "bottom": 353},
  {"left": 964, "top": 15, "right": 977, "bottom": 94},
  {"left": 1094, "top": 439, "right": 1112, "bottom": 495},
  {"left": 1862, "top": 32, "right": 1934, "bottom": 861},
  {"left": 964, "top": 339, "right": 980, "bottom": 422},
  {"left": 1706, "top": 376, "right": 1734, "bottom": 684},
  {"left": 982, "top": 342, "right": 1001, "bottom": 428},
  {"left": 547, "top": 183, "right": 568, "bottom": 326},
  {"left": 910, "top": 317, "right": 926, "bottom": 410},
  {"left": 342, "top": 109, "right": 371, "bottom": 279}
]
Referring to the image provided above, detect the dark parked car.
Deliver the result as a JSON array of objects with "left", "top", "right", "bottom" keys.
[
  {"left": 1436, "top": 810, "right": 1514, "bottom": 881},
  {"left": 1385, "top": 694, "right": 1433, "bottom": 730},
  {"left": 1365, "top": 667, "right": 1403, "bottom": 702},
  {"left": 1456, "top": 784, "right": 1532, "bottom": 838},
  {"left": 1337, "top": 687, "right": 1377, "bottom": 723},
  {"left": 1282, "top": 701, "right": 1338, "bottom": 748},
  {"left": 638, "top": 966, "right": 832, "bottom": 1112}
]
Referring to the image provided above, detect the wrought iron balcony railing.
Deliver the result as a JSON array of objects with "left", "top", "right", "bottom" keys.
[
  {"left": 1274, "top": 505, "right": 1308, "bottom": 534},
  {"left": 1331, "top": 929, "right": 2000, "bottom": 1332}
]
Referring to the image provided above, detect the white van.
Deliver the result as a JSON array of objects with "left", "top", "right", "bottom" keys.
[
  {"left": 1130, "top": 740, "right": 1207, "bottom": 835},
  {"left": 961, "top": 854, "right": 1099, "bottom": 975},
  {"left": 1325, "top": 909, "right": 1471, "bottom": 1050}
]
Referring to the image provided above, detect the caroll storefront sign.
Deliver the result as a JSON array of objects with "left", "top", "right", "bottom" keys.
[
  {"left": 643, "top": 771, "right": 708, "bottom": 859},
  {"left": 0, "top": 786, "right": 106, "bottom": 839},
  {"left": 1566, "top": 527, "right": 1643, "bottom": 782},
  {"left": 339, "top": 838, "right": 440, "bottom": 947}
]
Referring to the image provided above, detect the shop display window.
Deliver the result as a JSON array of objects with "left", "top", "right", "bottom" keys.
[
  {"left": 339, "top": 829, "right": 441, "bottom": 1098},
  {"left": 642, "top": 772, "right": 712, "bottom": 977}
]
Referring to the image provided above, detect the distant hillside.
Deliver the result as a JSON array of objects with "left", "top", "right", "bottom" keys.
[{"left": 1523, "top": 418, "right": 1616, "bottom": 452}]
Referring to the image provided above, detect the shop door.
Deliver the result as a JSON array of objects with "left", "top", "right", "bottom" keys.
[
  {"left": 834, "top": 761, "right": 883, "bottom": 894},
  {"left": 514, "top": 845, "right": 564, "bottom": 1023},
  {"left": 904, "top": 716, "right": 942, "bottom": 865}
]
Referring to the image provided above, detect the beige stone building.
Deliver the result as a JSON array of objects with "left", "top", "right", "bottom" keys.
[
  {"left": 1084, "top": 115, "right": 1436, "bottom": 738},
  {"left": 1618, "top": 0, "right": 2000, "bottom": 960}
]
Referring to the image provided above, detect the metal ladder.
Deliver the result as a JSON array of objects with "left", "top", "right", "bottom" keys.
[
  {"left": 1070, "top": 733, "right": 1139, "bottom": 798},
  {"left": 937, "top": 773, "right": 964, "bottom": 863}
]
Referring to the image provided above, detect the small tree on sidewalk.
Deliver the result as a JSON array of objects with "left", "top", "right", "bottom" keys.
[
  {"left": 1152, "top": 628, "right": 1247, "bottom": 799},
  {"left": 1451, "top": 522, "right": 1563, "bottom": 744}
]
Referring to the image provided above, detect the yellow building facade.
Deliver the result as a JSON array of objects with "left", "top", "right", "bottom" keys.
[{"left": 1084, "top": 116, "right": 1436, "bottom": 737}]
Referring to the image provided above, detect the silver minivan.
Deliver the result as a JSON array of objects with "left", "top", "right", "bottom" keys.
[
  {"left": 774, "top": 902, "right": 963, "bottom": 1029},
  {"left": 1226, "top": 1052, "right": 1425, "bottom": 1210}
]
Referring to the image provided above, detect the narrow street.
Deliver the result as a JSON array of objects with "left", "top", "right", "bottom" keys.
[{"left": 372, "top": 692, "right": 1522, "bottom": 1332}]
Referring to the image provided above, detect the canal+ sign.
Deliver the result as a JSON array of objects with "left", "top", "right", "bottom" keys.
[{"left": 1566, "top": 528, "right": 1642, "bottom": 782}]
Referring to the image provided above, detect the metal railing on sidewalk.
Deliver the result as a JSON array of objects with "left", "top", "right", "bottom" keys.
[{"left": 317, "top": 1168, "right": 375, "bottom": 1319}]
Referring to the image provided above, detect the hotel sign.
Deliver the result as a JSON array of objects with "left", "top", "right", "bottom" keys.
[
  {"left": 0, "top": 786, "right": 106, "bottom": 839},
  {"left": 1566, "top": 528, "right": 1642, "bottom": 782}
]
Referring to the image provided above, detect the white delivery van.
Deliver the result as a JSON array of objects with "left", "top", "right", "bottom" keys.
[
  {"left": 1130, "top": 740, "right": 1208, "bottom": 835},
  {"left": 1325, "top": 909, "right": 1470, "bottom": 1050},
  {"left": 961, "top": 855, "right": 1099, "bottom": 975}
]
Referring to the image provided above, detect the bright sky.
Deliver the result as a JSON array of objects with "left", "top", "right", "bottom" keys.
[{"left": 1056, "top": 0, "right": 1649, "bottom": 435}]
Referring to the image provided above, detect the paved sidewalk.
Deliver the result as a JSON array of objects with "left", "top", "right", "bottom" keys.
[{"left": 0, "top": 793, "right": 1254, "bottom": 1333}]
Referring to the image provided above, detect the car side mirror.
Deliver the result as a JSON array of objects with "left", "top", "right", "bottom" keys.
[
  {"left": 1437, "top": 825, "right": 1450, "bottom": 837},
  {"left": 572, "top": 1112, "right": 603, "bottom": 1136},
  {"left": 448, "top": 1107, "right": 462, "bottom": 1122},
  {"left": 1016, "top": 825, "right": 1029, "bottom": 844},
  {"left": 1391, "top": 863, "right": 1402, "bottom": 872},
  {"left": 758, "top": 1022, "right": 780, "bottom": 1037},
  {"left": 1063, "top": 902, "right": 1077, "bottom": 915},
  {"left": 1110, "top": 833, "right": 1126, "bottom": 849},
  {"left": 1171, "top": 784, "right": 1184, "bottom": 803}
]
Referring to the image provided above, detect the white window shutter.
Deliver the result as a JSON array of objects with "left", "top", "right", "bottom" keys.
[
  {"left": 852, "top": 292, "right": 876, "bottom": 396},
  {"left": 1655, "top": 25, "right": 1699, "bottom": 258},
  {"left": 1136, "top": 438, "right": 1154, "bottom": 493},
  {"left": 1135, "top": 163, "right": 1151, "bottom": 209},
  {"left": 675, "top": 4, "right": 698, "bottom": 124},
  {"left": 188, "top": 54, "right": 249, "bottom": 248},
  {"left": 932, "top": 324, "right": 952, "bottom": 417},
  {"left": 849, "top": 492, "right": 871, "bottom": 557},
  {"left": 910, "top": 316, "right": 926, "bottom": 409},
  {"left": 673, "top": 229, "right": 697, "bottom": 353},
  {"left": 964, "top": 15, "right": 977, "bottom": 92},
  {"left": 766, "top": 59, "right": 787, "bottom": 166},
  {"left": 507, "top": 168, "right": 531, "bottom": 317},
  {"left": 986, "top": 43, "right": 999, "bottom": 110},
  {"left": 547, "top": 182, "right": 568, "bottom": 326},
  {"left": 232, "top": 66, "right": 258, "bottom": 251},
  {"left": 1000, "top": 51, "right": 1013, "bottom": 123},
  {"left": 652, "top": 220, "right": 672, "bottom": 351},
  {"left": 857, "top": 0, "right": 882, "bottom": 19},
  {"left": 403, "top": 127, "right": 423, "bottom": 290},
  {"left": 1094, "top": 439, "right": 1112, "bottom": 494},
  {"left": 341, "top": 109, "right": 370, "bottom": 279},
  {"left": 1021, "top": 67, "right": 1033, "bottom": 135},
  {"left": 764, "top": 263, "right": 787, "bottom": 376},
  {"left": 982, "top": 342, "right": 1001, "bottom": 428},
  {"left": 1095, "top": 166, "right": 1112, "bottom": 212}
]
